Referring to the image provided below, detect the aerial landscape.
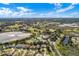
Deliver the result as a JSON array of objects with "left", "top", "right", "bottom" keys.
[{"left": 0, "top": 3, "right": 79, "bottom": 56}]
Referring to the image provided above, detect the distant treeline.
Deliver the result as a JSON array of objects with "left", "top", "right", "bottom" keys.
[{"left": 0, "top": 18, "right": 79, "bottom": 23}]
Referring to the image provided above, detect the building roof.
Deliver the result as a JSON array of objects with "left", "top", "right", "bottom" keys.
[{"left": 0, "top": 32, "right": 32, "bottom": 44}]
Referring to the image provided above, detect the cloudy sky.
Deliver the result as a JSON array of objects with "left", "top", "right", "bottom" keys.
[{"left": 0, "top": 3, "right": 79, "bottom": 18}]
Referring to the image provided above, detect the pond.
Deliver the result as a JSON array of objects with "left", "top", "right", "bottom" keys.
[{"left": 63, "top": 36, "right": 70, "bottom": 45}]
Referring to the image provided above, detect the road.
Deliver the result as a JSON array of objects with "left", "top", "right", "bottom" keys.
[
  {"left": 47, "top": 38, "right": 62, "bottom": 56},
  {"left": 52, "top": 42, "right": 62, "bottom": 56}
]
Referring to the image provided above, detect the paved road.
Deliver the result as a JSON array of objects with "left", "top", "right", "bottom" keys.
[
  {"left": 47, "top": 38, "right": 62, "bottom": 56},
  {"left": 52, "top": 42, "right": 62, "bottom": 56}
]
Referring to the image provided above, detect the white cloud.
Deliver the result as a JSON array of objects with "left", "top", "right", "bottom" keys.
[
  {"left": 71, "top": 3, "right": 79, "bottom": 5},
  {"left": 17, "top": 7, "right": 32, "bottom": 12},
  {"left": 0, "top": 7, "right": 35, "bottom": 18},
  {"left": 69, "top": 12, "right": 79, "bottom": 17},
  {"left": 0, "top": 7, "right": 12, "bottom": 15},
  {"left": 38, "top": 11, "right": 79, "bottom": 18},
  {"left": 1, "top": 3, "right": 10, "bottom": 5},
  {"left": 56, "top": 4, "right": 75, "bottom": 13},
  {"left": 71, "top": 12, "right": 78, "bottom": 15},
  {"left": 49, "top": 3, "right": 62, "bottom": 9},
  {"left": 39, "top": 12, "right": 53, "bottom": 16},
  {"left": 37, "top": 12, "right": 61, "bottom": 18},
  {"left": 54, "top": 3, "right": 62, "bottom": 8},
  {"left": 56, "top": 3, "right": 79, "bottom": 13}
]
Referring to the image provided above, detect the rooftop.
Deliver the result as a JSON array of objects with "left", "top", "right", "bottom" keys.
[{"left": 0, "top": 32, "right": 32, "bottom": 44}]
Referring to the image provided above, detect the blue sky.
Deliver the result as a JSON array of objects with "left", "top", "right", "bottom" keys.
[{"left": 0, "top": 3, "right": 79, "bottom": 18}]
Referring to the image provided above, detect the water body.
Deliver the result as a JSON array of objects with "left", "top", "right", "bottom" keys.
[{"left": 63, "top": 36, "right": 70, "bottom": 45}]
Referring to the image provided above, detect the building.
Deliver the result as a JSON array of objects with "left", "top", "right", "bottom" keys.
[{"left": 0, "top": 32, "right": 32, "bottom": 44}]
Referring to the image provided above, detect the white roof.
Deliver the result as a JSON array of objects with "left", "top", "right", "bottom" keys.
[{"left": 0, "top": 32, "right": 32, "bottom": 44}]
